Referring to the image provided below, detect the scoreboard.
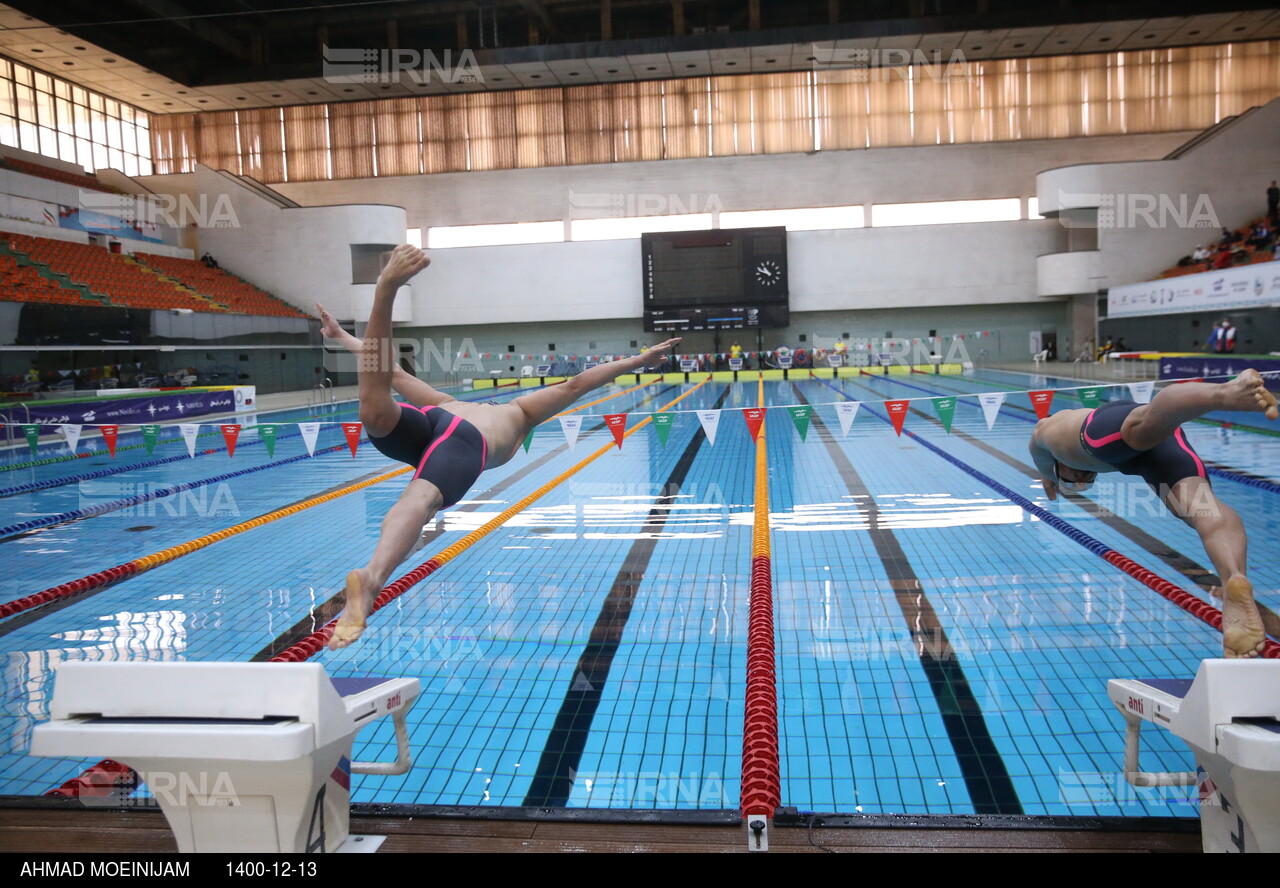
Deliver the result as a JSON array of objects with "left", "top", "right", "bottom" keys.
[{"left": 641, "top": 227, "right": 789, "bottom": 332}]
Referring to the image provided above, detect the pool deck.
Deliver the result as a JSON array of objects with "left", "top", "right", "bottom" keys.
[{"left": 0, "top": 805, "right": 1200, "bottom": 853}]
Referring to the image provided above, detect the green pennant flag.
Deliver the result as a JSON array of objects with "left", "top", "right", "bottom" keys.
[
  {"left": 522, "top": 427, "right": 535, "bottom": 452},
  {"left": 653, "top": 412, "right": 673, "bottom": 446},
  {"left": 260, "top": 424, "right": 278, "bottom": 457},
  {"left": 140, "top": 423, "right": 161, "bottom": 455},
  {"left": 933, "top": 397, "right": 957, "bottom": 433},
  {"left": 786, "top": 405, "right": 811, "bottom": 441},
  {"left": 1077, "top": 387, "right": 1103, "bottom": 409},
  {"left": 21, "top": 424, "right": 39, "bottom": 456}
]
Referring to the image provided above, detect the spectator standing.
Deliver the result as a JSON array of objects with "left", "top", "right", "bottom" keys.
[{"left": 1208, "top": 318, "right": 1237, "bottom": 354}]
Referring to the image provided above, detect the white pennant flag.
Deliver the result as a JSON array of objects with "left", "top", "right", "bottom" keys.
[
  {"left": 299, "top": 422, "right": 321, "bottom": 456},
  {"left": 1128, "top": 381, "right": 1154, "bottom": 404},
  {"left": 60, "top": 423, "right": 82, "bottom": 454},
  {"left": 835, "top": 401, "right": 861, "bottom": 437},
  {"left": 978, "top": 392, "right": 1006, "bottom": 430},
  {"left": 696, "top": 409, "right": 722, "bottom": 446},
  {"left": 558, "top": 415, "right": 583, "bottom": 450},
  {"left": 179, "top": 423, "right": 200, "bottom": 458}
]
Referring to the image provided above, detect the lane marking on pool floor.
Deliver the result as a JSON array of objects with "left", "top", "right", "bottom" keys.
[
  {"left": 252, "top": 383, "right": 681, "bottom": 661},
  {"left": 270, "top": 379, "right": 714, "bottom": 661},
  {"left": 522, "top": 383, "right": 732, "bottom": 807},
  {"left": 828, "top": 375, "right": 1280, "bottom": 642},
  {"left": 793, "top": 382, "right": 1024, "bottom": 816},
  {"left": 813, "top": 375, "right": 1280, "bottom": 659}
]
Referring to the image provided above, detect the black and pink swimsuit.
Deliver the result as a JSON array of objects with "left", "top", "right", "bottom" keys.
[
  {"left": 1079, "top": 399, "right": 1207, "bottom": 493},
  {"left": 367, "top": 404, "right": 487, "bottom": 508}
]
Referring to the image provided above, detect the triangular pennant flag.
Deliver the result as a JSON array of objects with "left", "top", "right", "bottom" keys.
[
  {"left": 884, "top": 400, "right": 909, "bottom": 436},
  {"left": 835, "top": 401, "right": 860, "bottom": 437},
  {"left": 99, "top": 425, "right": 119, "bottom": 458},
  {"left": 60, "top": 423, "right": 82, "bottom": 455},
  {"left": 604, "top": 413, "right": 627, "bottom": 449},
  {"left": 259, "top": 424, "right": 278, "bottom": 457},
  {"left": 978, "top": 393, "right": 1005, "bottom": 430},
  {"left": 653, "top": 412, "right": 674, "bottom": 446},
  {"left": 743, "top": 407, "right": 766, "bottom": 442},
  {"left": 786, "top": 405, "right": 811, "bottom": 441},
  {"left": 1028, "top": 390, "right": 1054, "bottom": 420},
  {"left": 299, "top": 422, "right": 320, "bottom": 457},
  {"left": 342, "top": 422, "right": 362, "bottom": 457},
  {"left": 522, "top": 427, "right": 535, "bottom": 452},
  {"left": 1128, "top": 381, "right": 1154, "bottom": 404},
  {"left": 932, "top": 397, "right": 956, "bottom": 433},
  {"left": 696, "top": 409, "right": 722, "bottom": 446},
  {"left": 140, "top": 423, "right": 160, "bottom": 456},
  {"left": 220, "top": 424, "right": 241, "bottom": 458},
  {"left": 180, "top": 423, "right": 200, "bottom": 458},
  {"left": 21, "top": 424, "right": 39, "bottom": 456},
  {"left": 558, "top": 415, "right": 582, "bottom": 451},
  {"left": 1078, "top": 387, "right": 1104, "bottom": 409}
]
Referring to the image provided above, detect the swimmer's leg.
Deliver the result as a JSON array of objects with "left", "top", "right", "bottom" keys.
[
  {"left": 357, "top": 246, "right": 430, "bottom": 437},
  {"left": 1121, "top": 368, "right": 1278, "bottom": 451},
  {"left": 510, "top": 339, "right": 681, "bottom": 429},
  {"left": 330, "top": 478, "right": 443, "bottom": 650},
  {"left": 1163, "top": 476, "right": 1265, "bottom": 658}
]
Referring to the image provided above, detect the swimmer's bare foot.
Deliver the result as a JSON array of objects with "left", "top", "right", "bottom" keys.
[
  {"left": 328, "top": 569, "right": 376, "bottom": 650},
  {"left": 1221, "top": 575, "right": 1265, "bottom": 659},
  {"left": 1219, "top": 369, "right": 1279, "bottom": 420}
]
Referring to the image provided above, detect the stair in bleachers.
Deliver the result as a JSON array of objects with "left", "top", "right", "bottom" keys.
[
  {"left": 133, "top": 252, "right": 308, "bottom": 318},
  {"left": 119, "top": 254, "right": 230, "bottom": 312}
]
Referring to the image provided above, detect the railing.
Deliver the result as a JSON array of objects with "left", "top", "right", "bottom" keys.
[{"left": 3, "top": 402, "right": 31, "bottom": 457}]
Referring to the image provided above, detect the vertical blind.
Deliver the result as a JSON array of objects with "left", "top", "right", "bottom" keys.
[{"left": 150, "top": 42, "right": 1280, "bottom": 181}]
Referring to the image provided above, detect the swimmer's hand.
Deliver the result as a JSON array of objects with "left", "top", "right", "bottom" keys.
[
  {"left": 315, "top": 302, "right": 343, "bottom": 339},
  {"left": 1041, "top": 475, "right": 1058, "bottom": 501},
  {"left": 636, "top": 338, "right": 682, "bottom": 368},
  {"left": 379, "top": 244, "right": 431, "bottom": 288}
]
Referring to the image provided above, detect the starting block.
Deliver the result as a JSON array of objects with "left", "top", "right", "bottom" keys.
[
  {"left": 32, "top": 662, "right": 420, "bottom": 853},
  {"left": 1108, "top": 660, "right": 1280, "bottom": 852}
]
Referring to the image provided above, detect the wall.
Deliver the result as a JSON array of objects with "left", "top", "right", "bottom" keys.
[{"left": 134, "top": 166, "right": 408, "bottom": 324}]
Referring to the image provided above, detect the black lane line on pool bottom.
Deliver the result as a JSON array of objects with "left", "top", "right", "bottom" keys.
[
  {"left": 251, "top": 385, "right": 683, "bottom": 662},
  {"left": 792, "top": 384, "right": 1024, "bottom": 816},
  {"left": 523, "top": 384, "right": 732, "bottom": 808},
  {"left": 831, "top": 376, "right": 1280, "bottom": 638}
]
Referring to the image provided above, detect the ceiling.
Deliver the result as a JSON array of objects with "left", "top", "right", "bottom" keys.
[{"left": 2, "top": 1, "right": 1279, "bottom": 115}]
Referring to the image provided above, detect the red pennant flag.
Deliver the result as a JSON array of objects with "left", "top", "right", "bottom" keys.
[
  {"left": 604, "top": 413, "right": 627, "bottom": 449},
  {"left": 99, "top": 424, "right": 119, "bottom": 458},
  {"left": 1174, "top": 377, "right": 1204, "bottom": 384},
  {"left": 743, "top": 407, "right": 766, "bottom": 442},
  {"left": 1028, "top": 390, "right": 1055, "bottom": 420},
  {"left": 884, "top": 400, "right": 909, "bottom": 436},
  {"left": 342, "top": 422, "right": 362, "bottom": 456},
  {"left": 220, "top": 424, "right": 240, "bottom": 457}
]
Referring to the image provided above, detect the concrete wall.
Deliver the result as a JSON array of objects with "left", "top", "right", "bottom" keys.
[{"left": 135, "top": 165, "right": 409, "bottom": 323}]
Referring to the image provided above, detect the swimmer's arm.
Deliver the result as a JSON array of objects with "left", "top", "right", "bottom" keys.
[
  {"left": 1028, "top": 425, "right": 1060, "bottom": 501},
  {"left": 316, "top": 301, "right": 452, "bottom": 408}
]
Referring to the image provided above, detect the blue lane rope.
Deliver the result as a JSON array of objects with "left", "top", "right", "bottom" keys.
[{"left": 0, "top": 444, "right": 348, "bottom": 539}]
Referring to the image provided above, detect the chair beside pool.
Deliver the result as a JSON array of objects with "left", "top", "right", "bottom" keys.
[
  {"left": 31, "top": 662, "right": 420, "bottom": 853},
  {"left": 1107, "top": 659, "right": 1280, "bottom": 853}
]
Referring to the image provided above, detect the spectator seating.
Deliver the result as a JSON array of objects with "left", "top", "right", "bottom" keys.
[
  {"left": 0, "top": 251, "right": 101, "bottom": 306},
  {"left": 1160, "top": 216, "right": 1276, "bottom": 278}
]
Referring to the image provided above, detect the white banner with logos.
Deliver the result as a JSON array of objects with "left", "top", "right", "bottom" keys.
[{"left": 1108, "top": 263, "right": 1280, "bottom": 319}]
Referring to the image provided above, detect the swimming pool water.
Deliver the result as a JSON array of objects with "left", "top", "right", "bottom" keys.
[{"left": 2, "top": 370, "right": 1276, "bottom": 818}]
